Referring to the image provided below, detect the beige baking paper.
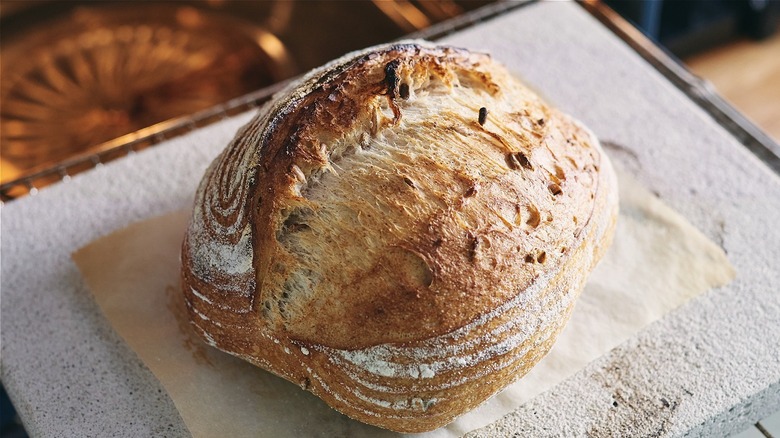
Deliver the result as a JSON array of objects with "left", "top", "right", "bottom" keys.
[{"left": 73, "top": 170, "right": 734, "bottom": 438}]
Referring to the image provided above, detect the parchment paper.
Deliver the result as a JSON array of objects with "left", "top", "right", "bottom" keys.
[{"left": 72, "top": 170, "right": 735, "bottom": 438}]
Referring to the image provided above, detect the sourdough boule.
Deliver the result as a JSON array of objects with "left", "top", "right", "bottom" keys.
[{"left": 181, "top": 40, "right": 618, "bottom": 433}]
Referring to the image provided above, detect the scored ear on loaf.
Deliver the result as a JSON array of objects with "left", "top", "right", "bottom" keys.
[{"left": 181, "top": 40, "right": 618, "bottom": 433}]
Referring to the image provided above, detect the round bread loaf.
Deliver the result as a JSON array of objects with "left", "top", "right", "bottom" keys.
[{"left": 181, "top": 40, "right": 618, "bottom": 432}]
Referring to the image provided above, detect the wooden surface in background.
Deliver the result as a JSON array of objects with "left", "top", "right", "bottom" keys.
[
  {"left": 686, "top": 32, "right": 780, "bottom": 142},
  {"left": 686, "top": 31, "right": 780, "bottom": 438}
]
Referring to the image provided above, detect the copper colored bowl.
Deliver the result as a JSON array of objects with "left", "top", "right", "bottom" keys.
[{"left": 0, "top": 4, "right": 295, "bottom": 183}]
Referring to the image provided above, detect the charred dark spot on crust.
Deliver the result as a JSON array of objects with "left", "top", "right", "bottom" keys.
[
  {"left": 467, "top": 232, "right": 479, "bottom": 261},
  {"left": 301, "top": 377, "right": 311, "bottom": 390},
  {"left": 524, "top": 254, "right": 535, "bottom": 263},
  {"left": 506, "top": 151, "right": 533, "bottom": 171},
  {"left": 464, "top": 184, "right": 478, "bottom": 197},
  {"left": 478, "top": 107, "right": 488, "bottom": 126},
  {"left": 433, "top": 237, "right": 443, "bottom": 247},
  {"left": 384, "top": 59, "right": 401, "bottom": 98},
  {"left": 515, "top": 152, "right": 533, "bottom": 170},
  {"left": 399, "top": 83, "right": 410, "bottom": 99},
  {"left": 536, "top": 251, "right": 547, "bottom": 264},
  {"left": 281, "top": 128, "right": 303, "bottom": 157},
  {"left": 548, "top": 182, "right": 563, "bottom": 196},
  {"left": 537, "top": 118, "right": 545, "bottom": 126},
  {"left": 403, "top": 176, "right": 416, "bottom": 188}
]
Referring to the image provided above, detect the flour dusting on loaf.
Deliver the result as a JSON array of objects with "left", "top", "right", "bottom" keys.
[{"left": 181, "top": 40, "right": 618, "bottom": 433}]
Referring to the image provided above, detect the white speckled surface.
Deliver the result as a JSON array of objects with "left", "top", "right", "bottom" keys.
[{"left": 2, "top": 2, "right": 779, "bottom": 437}]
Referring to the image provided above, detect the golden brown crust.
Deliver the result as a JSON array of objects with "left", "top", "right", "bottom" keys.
[{"left": 181, "top": 40, "right": 618, "bottom": 433}]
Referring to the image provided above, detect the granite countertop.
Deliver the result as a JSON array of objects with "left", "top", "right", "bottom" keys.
[{"left": 2, "top": 2, "right": 779, "bottom": 436}]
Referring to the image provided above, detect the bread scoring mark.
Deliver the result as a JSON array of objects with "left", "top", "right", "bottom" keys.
[
  {"left": 189, "top": 286, "right": 213, "bottom": 304},
  {"left": 182, "top": 115, "right": 262, "bottom": 316},
  {"left": 332, "top": 323, "right": 558, "bottom": 399}
]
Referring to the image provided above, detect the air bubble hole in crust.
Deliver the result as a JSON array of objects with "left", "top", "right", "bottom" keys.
[
  {"left": 506, "top": 151, "right": 533, "bottom": 171},
  {"left": 554, "top": 164, "right": 566, "bottom": 181},
  {"left": 514, "top": 204, "right": 523, "bottom": 225},
  {"left": 388, "top": 247, "right": 434, "bottom": 288},
  {"left": 526, "top": 204, "right": 541, "bottom": 228}
]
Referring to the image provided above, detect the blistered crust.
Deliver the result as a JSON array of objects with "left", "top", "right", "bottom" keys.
[{"left": 181, "top": 40, "right": 618, "bottom": 432}]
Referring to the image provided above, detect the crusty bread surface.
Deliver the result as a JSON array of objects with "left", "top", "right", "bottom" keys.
[{"left": 181, "top": 40, "right": 618, "bottom": 433}]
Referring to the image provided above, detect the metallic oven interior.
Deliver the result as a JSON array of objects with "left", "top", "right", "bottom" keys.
[{"left": 0, "top": 0, "right": 497, "bottom": 199}]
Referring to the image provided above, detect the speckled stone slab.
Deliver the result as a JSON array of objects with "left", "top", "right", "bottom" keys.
[{"left": 2, "top": 2, "right": 779, "bottom": 436}]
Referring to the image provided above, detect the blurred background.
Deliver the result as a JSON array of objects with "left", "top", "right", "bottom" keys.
[
  {"left": 1, "top": 0, "right": 778, "bottom": 198},
  {"left": 606, "top": 0, "right": 780, "bottom": 142},
  {"left": 0, "top": 0, "right": 487, "bottom": 197},
  {"left": 0, "top": 0, "right": 779, "bottom": 436}
]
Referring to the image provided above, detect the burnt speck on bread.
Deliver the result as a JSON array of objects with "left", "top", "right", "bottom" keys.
[
  {"left": 181, "top": 39, "right": 618, "bottom": 433},
  {"left": 506, "top": 151, "right": 533, "bottom": 171},
  {"left": 467, "top": 231, "right": 480, "bottom": 262},
  {"left": 384, "top": 59, "right": 401, "bottom": 97},
  {"left": 478, "top": 106, "right": 488, "bottom": 125},
  {"left": 399, "top": 83, "right": 410, "bottom": 100},
  {"left": 515, "top": 151, "right": 533, "bottom": 170}
]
